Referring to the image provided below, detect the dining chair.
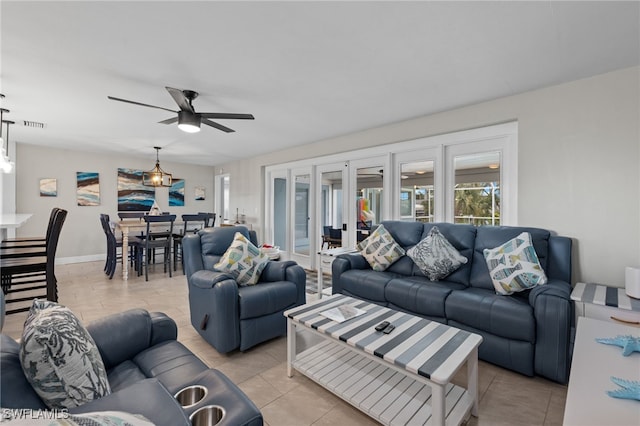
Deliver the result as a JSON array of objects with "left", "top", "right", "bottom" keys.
[
  {"left": 0, "top": 208, "right": 67, "bottom": 314},
  {"left": 198, "top": 212, "right": 216, "bottom": 228},
  {"left": 328, "top": 227, "right": 342, "bottom": 248},
  {"left": 118, "top": 211, "right": 145, "bottom": 220},
  {"left": 100, "top": 214, "right": 140, "bottom": 279},
  {"left": 173, "top": 214, "right": 207, "bottom": 273},
  {"left": 133, "top": 214, "right": 176, "bottom": 281},
  {"left": 0, "top": 207, "right": 60, "bottom": 249}
]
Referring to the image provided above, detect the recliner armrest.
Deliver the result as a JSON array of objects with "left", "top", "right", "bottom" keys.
[
  {"left": 528, "top": 279, "right": 571, "bottom": 307},
  {"left": 259, "top": 260, "right": 297, "bottom": 282},
  {"left": 190, "top": 269, "right": 236, "bottom": 289}
]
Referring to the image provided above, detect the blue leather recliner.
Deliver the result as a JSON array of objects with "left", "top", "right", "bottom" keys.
[{"left": 182, "top": 226, "right": 306, "bottom": 353}]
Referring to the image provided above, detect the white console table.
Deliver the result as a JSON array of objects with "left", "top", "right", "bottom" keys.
[{"left": 563, "top": 316, "right": 640, "bottom": 425}]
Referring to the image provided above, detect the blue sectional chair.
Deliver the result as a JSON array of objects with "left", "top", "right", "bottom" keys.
[
  {"left": 332, "top": 221, "right": 573, "bottom": 384},
  {"left": 182, "top": 226, "right": 306, "bottom": 353}
]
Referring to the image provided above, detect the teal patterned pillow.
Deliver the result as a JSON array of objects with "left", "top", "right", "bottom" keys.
[
  {"left": 407, "top": 226, "right": 468, "bottom": 281},
  {"left": 214, "top": 232, "right": 270, "bottom": 285},
  {"left": 356, "top": 224, "right": 405, "bottom": 271},
  {"left": 19, "top": 300, "right": 111, "bottom": 409},
  {"left": 483, "top": 231, "right": 548, "bottom": 295}
]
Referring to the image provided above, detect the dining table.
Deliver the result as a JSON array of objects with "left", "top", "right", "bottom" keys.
[{"left": 116, "top": 218, "right": 184, "bottom": 280}]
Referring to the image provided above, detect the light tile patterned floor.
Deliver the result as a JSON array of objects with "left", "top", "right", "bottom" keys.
[{"left": 2, "top": 261, "right": 568, "bottom": 425}]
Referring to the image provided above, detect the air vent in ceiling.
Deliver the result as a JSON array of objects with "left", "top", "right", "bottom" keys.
[{"left": 23, "top": 120, "right": 46, "bottom": 129}]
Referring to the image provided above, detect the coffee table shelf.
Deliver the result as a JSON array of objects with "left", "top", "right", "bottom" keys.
[{"left": 293, "top": 339, "right": 473, "bottom": 426}]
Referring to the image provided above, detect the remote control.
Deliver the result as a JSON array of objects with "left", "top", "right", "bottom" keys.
[
  {"left": 383, "top": 324, "right": 395, "bottom": 334},
  {"left": 375, "top": 321, "right": 390, "bottom": 332}
]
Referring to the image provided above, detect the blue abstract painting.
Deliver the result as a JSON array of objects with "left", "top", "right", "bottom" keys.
[
  {"left": 117, "top": 168, "right": 155, "bottom": 211},
  {"left": 77, "top": 172, "right": 100, "bottom": 206},
  {"left": 169, "top": 178, "right": 185, "bottom": 207}
]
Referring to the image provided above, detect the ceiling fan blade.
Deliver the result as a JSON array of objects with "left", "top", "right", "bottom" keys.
[
  {"left": 200, "top": 113, "right": 255, "bottom": 120},
  {"left": 165, "top": 87, "right": 194, "bottom": 113},
  {"left": 201, "top": 118, "right": 235, "bottom": 133},
  {"left": 159, "top": 117, "right": 178, "bottom": 125},
  {"left": 107, "top": 96, "right": 176, "bottom": 113}
]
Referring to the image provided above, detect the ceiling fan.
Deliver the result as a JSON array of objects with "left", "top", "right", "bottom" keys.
[{"left": 107, "top": 87, "right": 254, "bottom": 133}]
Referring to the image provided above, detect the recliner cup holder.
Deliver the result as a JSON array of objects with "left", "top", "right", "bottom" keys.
[
  {"left": 174, "top": 385, "right": 208, "bottom": 408},
  {"left": 189, "top": 405, "right": 225, "bottom": 426}
]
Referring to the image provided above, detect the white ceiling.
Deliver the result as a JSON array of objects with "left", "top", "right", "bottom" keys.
[{"left": 1, "top": 1, "right": 638, "bottom": 166}]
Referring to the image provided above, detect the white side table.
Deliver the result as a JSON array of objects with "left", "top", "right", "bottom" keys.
[
  {"left": 316, "top": 247, "right": 357, "bottom": 298},
  {"left": 571, "top": 282, "right": 640, "bottom": 326}
]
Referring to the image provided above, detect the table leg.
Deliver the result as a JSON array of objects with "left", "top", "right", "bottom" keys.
[
  {"left": 432, "top": 383, "right": 445, "bottom": 426},
  {"left": 287, "top": 319, "right": 296, "bottom": 377},
  {"left": 468, "top": 347, "right": 479, "bottom": 417},
  {"left": 122, "top": 231, "right": 129, "bottom": 281}
]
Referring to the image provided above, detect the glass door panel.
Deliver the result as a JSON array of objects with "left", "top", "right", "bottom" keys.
[
  {"left": 317, "top": 163, "right": 346, "bottom": 251},
  {"left": 273, "top": 177, "right": 287, "bottom": 250},
  {"left": 293, "top": 172, "right": 311, "bottom": 257},
  {"left": 453, "top": 151, "right": 501, "bottom": 225},
  {"left": 400, "top": 160, "right": 435, "bottom": 222},
  {"left": 352, "top": 157, "right": 388, "bottom": 244}
]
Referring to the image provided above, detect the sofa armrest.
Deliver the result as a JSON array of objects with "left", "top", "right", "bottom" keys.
[
  {"left": 183, "top": 233, "right": 205, "bottom": 279},
  {"left": 528, "top": 279, "right": 573, "bottom": 384},
  {"left": 68, "top": 378, "right": 190, "bottom": 425},
  {"left": 331, "top": 253, "right": 370, "bottom": 295},
  {"left": 87, "top": 309, "right": 158, "bottom": 370},
  {"left": 149, "top": 312, "right": 178, "bottom": 345}
]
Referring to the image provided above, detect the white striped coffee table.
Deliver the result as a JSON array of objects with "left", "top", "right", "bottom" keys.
[{"left": 285, "top": 294, "right": 483, "bottom": 426}]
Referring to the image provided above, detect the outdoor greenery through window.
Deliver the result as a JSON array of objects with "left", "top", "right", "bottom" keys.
[
  {"left": 454, "top": 152, "right": 501, "bottom": 225},
  {"left": 400, "top": 160, "right": 434, "bottom": 223}
]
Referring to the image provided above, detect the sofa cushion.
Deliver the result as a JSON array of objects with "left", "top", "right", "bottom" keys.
[
  {"left": 19, "top": 300, "right": 111, "bottom": 409},
  {"left": 385, "top": 276, "right": 465, "bottom": 319},
  {"left": 107, "top": 360, "right": 148, "bottom": 392},
  {"left": 239, "top": 280, "right": 299, "bottom": 319},
  {"left": 1, "top": 334, "right": 46, "bottom": 409},
  {"left": 484, "top": 231, "right": 548, "bottom": 295},
  {"left": 470, "top": 226, "right": 550, "bottom": 290},
  {"left": 445, "top": 287, "right": 535, "bottom": 342},
  {"left": 337, "top": 269, "right": 403, "bottom": 303},
  {"left": 357, "top": 224, "right": 406, "bottom": 271},
  {"left": 214, "top": 232, "right": 269, "bottom": 285},
  {"left": 407, "top": 226, "right": 468, "bottom": 281}
]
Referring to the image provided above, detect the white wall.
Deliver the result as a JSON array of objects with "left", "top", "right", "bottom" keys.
[
  {"left": 14, "top": 145, "right": 216, "bottom": 262},
  {"left": 217, "top": 66, "right": 640, "bottom": 287}
]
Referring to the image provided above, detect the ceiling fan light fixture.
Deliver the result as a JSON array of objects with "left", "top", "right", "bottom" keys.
[
  {"left": 177, "top": 111, "right": 201, "bottom": 133},
  {"left": 142, "top": 147, "right": 173, "bottom": 187}
]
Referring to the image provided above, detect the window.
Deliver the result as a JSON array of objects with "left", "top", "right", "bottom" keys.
[{"left": 454, "top": 152, "right": 501, "bottom": 225}]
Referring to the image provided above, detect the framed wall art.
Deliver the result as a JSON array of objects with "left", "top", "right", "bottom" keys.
[
  {"left": 169, "top": 178, "right": 185, "bottom": 207},
  {"left": 117, "top": 168, "right": 155, "bottom": 211},
  {"left": 39, "top": 178, "right": 57, "bottom": 197},
  {"left": 77, "top": 172, "right": 100, "bottom": 206}
]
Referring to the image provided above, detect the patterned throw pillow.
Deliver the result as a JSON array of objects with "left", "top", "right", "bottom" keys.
[
  {"left": 356, "top": 224, "right": 405, "bottom": 271},
  {"left": 407, "top": 226, "right": 468, "bottom": 281},
  {"left": 483, "top": 231, "right": 548, "bottom": 295},
  {"left": 214, "top": 232, "right": 270, "bottom": 285},
  {"left": 19, "top": 300, "right": 111, "bottom": 409}
]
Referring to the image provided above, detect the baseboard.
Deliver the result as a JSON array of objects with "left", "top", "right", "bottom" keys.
[{"left": 57, "top": 254, "right": 105, "bottom": 265}]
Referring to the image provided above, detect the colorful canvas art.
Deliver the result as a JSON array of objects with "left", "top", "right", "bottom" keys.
[
  {"left": 76, "top": 172, "right": 100, "bottom": 206},
  {"left": 169, "top": 178, "right": 185, "bottom": 207},
  {"left": 117, "top": 168, "right": 155, "bottom": 211},
  {"left": 39, "top": 178, "right": 57, "bottom": 197}
]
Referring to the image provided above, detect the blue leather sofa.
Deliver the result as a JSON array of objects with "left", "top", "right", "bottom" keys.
[
  {"left": 183, "top": 226, "right": 306, "bottom": 353},
  {"left": 332, "top": 221, "right": 573, "bottom": 384},
  {"left": 0, "top": 304, "right": 263, "bottom": 425}
]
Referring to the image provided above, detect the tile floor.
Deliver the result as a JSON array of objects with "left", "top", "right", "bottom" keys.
[{"left": 2, "top": 261, "right": 568, "bottom": 426}]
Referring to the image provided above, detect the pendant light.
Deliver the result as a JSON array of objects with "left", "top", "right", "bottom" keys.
[
  {"left": 0, "top": 94, "right": 14, "bottom": 173},
  {"left": 142, "top": 146, "right": 173, "bottom": 187}
]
